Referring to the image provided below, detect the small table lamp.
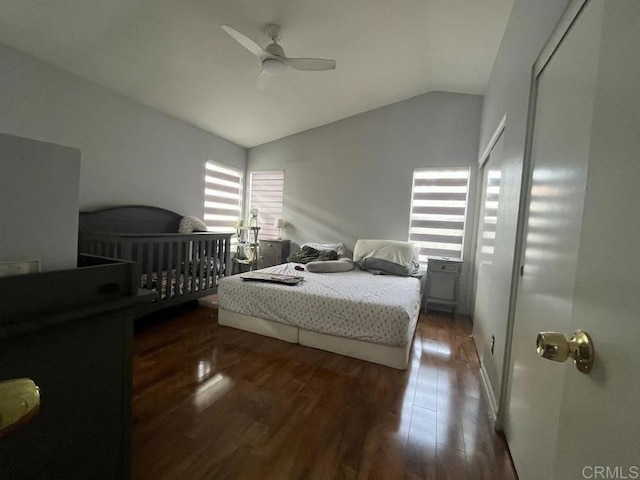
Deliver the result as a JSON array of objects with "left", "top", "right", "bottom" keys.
[{"left": 274, "top": 218, "right": 284, "bottom": 240}]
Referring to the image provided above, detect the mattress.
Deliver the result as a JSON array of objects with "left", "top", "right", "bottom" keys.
[{"left": 218, "top": 263, "right": 421, "bottom": 346}]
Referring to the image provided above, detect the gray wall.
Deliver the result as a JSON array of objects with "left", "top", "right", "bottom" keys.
[
  {"left": 0, "top": 133, "right": 80, "bottom": 272},
  {"left": 472, "top": 0, "right": 571, "bottom": 402},
  {"left": 0, "top": 42, "right": 247, "bottom": 216},
  {"left": 249, "top": 91, "right": 482, "bottom": 313}
]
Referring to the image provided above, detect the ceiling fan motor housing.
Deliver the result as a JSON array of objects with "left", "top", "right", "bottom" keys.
[{"left": 265, "top": 43, "right": 285, "bottom": 58}]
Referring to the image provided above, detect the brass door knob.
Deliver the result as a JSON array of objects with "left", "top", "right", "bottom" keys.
[
  {"left": 536, "top": 330, "right": 594, "bottom": 373},
  {"left": 0, "top": 378, "right": 40, "bottom": 437}
]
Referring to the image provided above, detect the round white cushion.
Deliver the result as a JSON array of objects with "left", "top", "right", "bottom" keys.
[{"left": 305, "top": 258, "right": 355, "bottom": 273}]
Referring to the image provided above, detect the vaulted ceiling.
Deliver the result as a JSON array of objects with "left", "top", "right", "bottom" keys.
[{"left": 0, "top": 0, "right": 512, "bottom": 147}]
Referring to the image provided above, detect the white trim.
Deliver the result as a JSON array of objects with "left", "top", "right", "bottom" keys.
[
  {"left": 479, "top": 361, "right": 499, "bottom": 425},
  {"left": 534, "top": 0, "right": 589, "bottom": 77},
  {"left": 470, "top": 124, "right": 505, "bottom": 319},
  {"left": 478, "top": 114, "right": 506, "bottom": 167}
]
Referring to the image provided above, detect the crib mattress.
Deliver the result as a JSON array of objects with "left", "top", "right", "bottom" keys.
[{"left": 218, "top": 263, "right": 421, "bottom": 347}]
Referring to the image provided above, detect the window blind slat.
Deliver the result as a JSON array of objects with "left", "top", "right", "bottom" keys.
[
  {"left": 204, "top": 161, "right": 243, "bottom": 243},
  {"left": 411, "top": 192, "right": 468, "bottom": 202},
  {"left": 250, "top": 196, "right": 283, "bottom": 204},
  {"left": 204, "top": 197, "right": 241, "bottom": 208},
  {"left": 251, "top": 180, "right": 283, "bottom": 187},
  {"left": 204, "top": 182, "right": 241, "bottom": 195},
  {"left": 411, "top": 206, "right": 467, "bottom": 216},
  {"left": 414, "top": 178, "right": 469, "bottom": 188},
  {"left": 409, "top": 167, "right": 470, "bottom": 263},
  {"left": 417, "top": 246, "right": 463, "bottom": 258},
  {"left": 410, "top": 219, "right": 465, "bottom": 230},
  {"left": 250, "top": 174, "right": 282, "bottom": 181},
  {"left": 409, "top": 233, "right": 464, "bottom": 245},
  {"left": 205, "top": 165, "right": 242, "bottom": 184},
  {"left": 249, "top": 170, "right": 284, "bottom": 240}
]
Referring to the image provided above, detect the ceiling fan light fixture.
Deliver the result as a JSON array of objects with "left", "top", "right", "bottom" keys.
[{"left": 262, "top": 58, "right": 287, "bottom": 76}]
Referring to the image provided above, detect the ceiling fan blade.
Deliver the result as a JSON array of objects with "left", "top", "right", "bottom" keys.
[
  {"left": 257, "top": 69, "right": 270, "bottom": 90},
  {"left": 285, "top": 57, "right": 336, "bottom": 71},
  {"left": 221, "top": 25, "right": 265, "bottom": 58}
]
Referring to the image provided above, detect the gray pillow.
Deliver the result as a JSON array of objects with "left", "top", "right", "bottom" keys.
[
  {"left": 305, "top": 258, "right": 354, "bottom": 273},
  {"left": 360, "top": 257, "right": 419, "bottom": 276}
]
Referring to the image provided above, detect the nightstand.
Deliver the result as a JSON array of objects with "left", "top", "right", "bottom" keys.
[
  {"left": 258, "top": 239, "right": 290, "bottom": 269},
  {"left": 424, "top": 258, "right": 463, "bottom": 315}
]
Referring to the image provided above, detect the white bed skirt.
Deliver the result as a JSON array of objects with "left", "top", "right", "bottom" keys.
[
  {"left": 217, "top": 308, "right": 412, "bottom": 370},
  {"left": 218, "top": 309, "right": 299, "bottom": 343}
]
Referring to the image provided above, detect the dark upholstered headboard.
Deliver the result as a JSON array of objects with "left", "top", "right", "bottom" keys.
[{"left": 79, "top": 205, "right": 183, "bottom": 234}]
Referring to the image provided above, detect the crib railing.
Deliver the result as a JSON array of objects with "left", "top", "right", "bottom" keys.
[{"left": 78, "top": 232, "right": 232, "bottom": 310}]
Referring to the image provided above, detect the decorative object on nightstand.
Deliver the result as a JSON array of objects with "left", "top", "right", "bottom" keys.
[
  {"left": 274, "top": 217, "right": 284, "bottom": 240},
  {"left": 424, "top": 257, "right": 463, "bottom": 315},
  {"left": 258, "top": 239, "right": 290, "bottom": 269}
]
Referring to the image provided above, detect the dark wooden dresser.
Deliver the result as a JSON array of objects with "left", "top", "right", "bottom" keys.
[{"left": 0, "top": 255, "right": 150, "bottom": 479}]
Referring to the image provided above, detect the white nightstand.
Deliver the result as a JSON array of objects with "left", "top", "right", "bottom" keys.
[{"left": 424, "top": 258, "right": 463, "bottom": 315}]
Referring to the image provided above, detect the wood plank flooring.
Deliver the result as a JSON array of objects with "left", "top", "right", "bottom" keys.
[{"left": 132, "top": 303, "right": 517, "bottom": 479}]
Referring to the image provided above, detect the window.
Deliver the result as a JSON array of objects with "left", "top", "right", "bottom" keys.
[
  {"left": 203, "top": 161, "right": 243, "bottom": 237},
  {"left": 408, "top": 167, "right": 470, "bottom": 263},
  {"left": 248, "top": 170, "right": 285, "bottom": 239}
]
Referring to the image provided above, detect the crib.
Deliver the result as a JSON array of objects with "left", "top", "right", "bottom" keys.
[{"left": 78, "top": 205, "right": 233, "bottom": 313}]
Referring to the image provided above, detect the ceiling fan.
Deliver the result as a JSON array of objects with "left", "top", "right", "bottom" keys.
[{"left": 221, "top": 23, "right": 336, "bottom": 89}]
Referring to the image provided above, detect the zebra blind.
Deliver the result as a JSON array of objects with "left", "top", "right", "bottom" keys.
[
  {"left": 204, "top": 161, "right": 243, "bottom": 237},
  {"left": 408, "top": 167, "right": 470, "bottom": 263},
  {"left": 248, "top": 170, "right": 284, "bottom": 239}
]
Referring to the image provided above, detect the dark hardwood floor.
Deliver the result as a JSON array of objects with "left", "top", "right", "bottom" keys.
[{"left": 132, "top": 302, "right": 517, "bottom": 480}]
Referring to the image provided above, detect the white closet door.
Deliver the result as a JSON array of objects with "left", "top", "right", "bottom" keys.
[{"left": 506, "top": 1, "right": 640, "bottom": 478}]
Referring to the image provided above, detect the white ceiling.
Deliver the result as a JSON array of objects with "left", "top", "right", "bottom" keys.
[{"left": 0, "top": 0, "right": 513, "bottom": 148}]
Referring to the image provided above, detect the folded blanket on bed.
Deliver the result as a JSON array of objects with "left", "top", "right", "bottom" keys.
[{"left": 287, "top": 246, "right": 339, "bottom": 264}]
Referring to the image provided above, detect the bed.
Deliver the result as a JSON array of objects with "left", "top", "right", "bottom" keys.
[
  {"left": 78, "top": 205, "right": 233, "bottom": 314},
  {"left": 218, "top": 262, "right": 422, "bottom": 369}
]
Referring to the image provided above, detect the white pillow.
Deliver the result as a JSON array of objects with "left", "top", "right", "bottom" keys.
[
  {"left": 353, "top": 239, "right": 415, "bottom": 266},
  {"left": 179, "top": 216, "right": 208, "bottom": 233}
]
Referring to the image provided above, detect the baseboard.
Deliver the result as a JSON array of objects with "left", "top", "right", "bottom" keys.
[
  {"left": 424, "top": 304, "right": 470, "bottom": 316},
  {"left": 479, "top": 361, "right": 499, "bottom": 424}
]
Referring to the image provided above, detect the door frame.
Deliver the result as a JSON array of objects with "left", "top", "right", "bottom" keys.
[
  {"left": 478, "top": 115, "right": 507, "bottom": 169},
  {"left": 496, "top": 0, "right": 590, "bottom": 430},
  {"left": 469, "top": 116, "right": 505, "bottom": 420},
  {"left": 470, "top": 114, "right": 506, "bottom": 299}
]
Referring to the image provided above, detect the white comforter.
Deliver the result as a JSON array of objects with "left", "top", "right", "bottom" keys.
[{"left": 218, "top": 263, "right": 421, "bottom": 346}]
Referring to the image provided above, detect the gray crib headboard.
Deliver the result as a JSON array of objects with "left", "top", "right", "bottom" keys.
[{"left": 79, "top": 205, "right": 183, "bottom": 234}]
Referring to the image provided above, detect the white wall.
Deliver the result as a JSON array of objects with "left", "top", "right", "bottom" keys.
[
  {"left": 249, "top": 91, "right": 482, "bottom": 313},
  {"left": 0, "top": 42, "right": 247, "bottom": 216},
  {"left": 0, "top": 133, "right": 80, "bottom": 272},
  {"left": 472, "top": 0, "right": 570, "bottom": 405}
]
